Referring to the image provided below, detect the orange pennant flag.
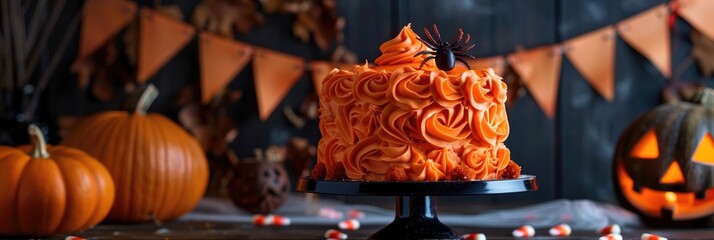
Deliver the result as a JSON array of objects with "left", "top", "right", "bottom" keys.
[
  {"left": 679, "top": 0, "right": 714, "bottom": 41},
  {"left": 253, "top": 48, "right": 305, "bottom": 120},
  {"left": 618, "top": 4, "right": 670, "bottom": 77},
  {"left": 565, "top": 26, "right": 617, "bottom": 102},
  {"left": 138, "top": 8, "right": 196, "bottom": 83},
  {"left": 310, "top": 61, "right": 333, "bottom": 96},
  {"left": 507, "top": 45, "right": 562, "bottom": 118},
  {"left": 466, "top": 56, "right": 506, "bottom": 77},
  {"left": 199, "top": 33, "right": 254, "bottom": 104},
  {"left": 76, "top": 0, "right": 136, "bottom": 62}
]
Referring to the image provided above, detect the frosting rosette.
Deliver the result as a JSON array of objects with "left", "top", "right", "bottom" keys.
[
  {"left": 375, "top": 24, "right": 431, "bottom": 66},
  {"left": 378, "top": 104, "right": 421, "bottom": 145},
  {"left": 387, "top": 66, "right": 433, "bottom": 110},
  {"left": 462, "top": 143, "right": 511, "bottom": 180},
  {"left": 353, "top": 68, "right": 391, "bottom": 106},
  {"left": 431, "top": 70, "right": 463, "bottom": 107},
  {"left": 407, "top": 148, "right": 447, "bottom": 181},
  {"left": 318, "top": 136, "right": 348, "bottom": 179},
  {"left": 419, "top": 103, "right": 471, "bottom": 148},
  {"left": 470, "top": 103, "right": 509, "bottom": 146},
  {"left": 324, "top": 68, "right": 355, "bottom": 106}
]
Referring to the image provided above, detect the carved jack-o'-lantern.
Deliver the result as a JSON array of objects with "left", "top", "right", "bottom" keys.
[
  {"left": 229, "top": 159, "right": 290, "bottom": 214},
  {"left": 614, "top": 88, "right": 714, "bottom": 227}
]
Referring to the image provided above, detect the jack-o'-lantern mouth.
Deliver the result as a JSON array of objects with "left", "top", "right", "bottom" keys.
[{"left": 617, "top": 162, "right": 714, "bottom": 220}]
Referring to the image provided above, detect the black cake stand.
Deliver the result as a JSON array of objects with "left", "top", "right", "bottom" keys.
[{"left": 297, "top": 175, "right": 537, "bottom": 240}]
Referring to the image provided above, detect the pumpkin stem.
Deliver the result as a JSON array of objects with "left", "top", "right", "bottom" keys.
[
  {"left": 27, "top": 124, "right": 50, "bottom": 158},
  {"left": 126, "top": 84, "right": 159, "bottom": 115},
  {"left": 692, "top": 87, "right": 714, "bottom": 107}
]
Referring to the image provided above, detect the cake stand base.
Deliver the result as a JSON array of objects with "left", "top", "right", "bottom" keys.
[{"left": 369, "top": 195, "right": 457, "bottom": 240}]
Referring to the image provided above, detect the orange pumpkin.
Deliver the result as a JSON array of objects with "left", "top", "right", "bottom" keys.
[
  {"left": 0, "top": 124, "right": 115, "bottom": 237},
  {"left": 62, "top": 84, "right": 209, "bottom": 223}
]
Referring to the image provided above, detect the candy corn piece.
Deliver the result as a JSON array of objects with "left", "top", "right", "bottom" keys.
[
  {"left": 65, "top": 237, "right": 85, "bottom": 240},
  {"left": 253, "top": 214, "right": 273, "bottom": 225},
  {"left": 549, "top": 223, "right": 572, "bottom": 236},
  {"left": 272, "top": 214, "right": 291, "bottom": 226},
  {"left": 324, "top": 229, "right": 348, "bottom": 239},
  {"left": 462, "top": 232, "right": 486, "bottom": 240},
  {"left": 641, "top": 233, "right": 667, "bottom": 240},
  {"left": 319, "top": 207, "right": 344, "bottom": 219},
  {"left": 512, "top": 225, "right": 535, "bottom": 238},
  {"left": 348, "top": 209, "right": 365, "bottom": 219},
  {"left": 599, "top": 233, "right": 623, "bottom": 240},
  {"left": 598, "top": 224, "right": 621, "bottom": 234},
  {"left": 338, "top": 219, "right": 360, "bottom": 230}
]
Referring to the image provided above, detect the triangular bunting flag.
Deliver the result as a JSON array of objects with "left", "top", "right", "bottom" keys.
[
  {"left": 310, "top": 61, "right": 333, "bottom": 96},
  {"left": 76, "top": 0, "right": 137, "bottom": 62},
  {"left": 679, "top": 0, "right": 714, "bottom": 41},
  {"left": 199, "top": 33, "right": 254, "bottom": 104},
  {"left": 466, "top": 55, "right": 506, "bottom": 77},
  {"left": 565, "top": 26, "right": 617, "bottom": 102},
  {"left": 138, "top": 8, "right": 196, "bottom": 83},
  {"left": 618, "top": 4, "right": 670, "bottom": 77},
  {"left": 253, "top": 48, "right": 305, "bottom": 121},
  {"left": 507, "top": 45, "right": 562, "bottom": 118}
]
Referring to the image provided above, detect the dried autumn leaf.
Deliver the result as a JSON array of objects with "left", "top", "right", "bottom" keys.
[
  {"left": 193, "top": 0, "right": 264, "bottom": 37},
  {"left": 691, "top": 29, "right": 714, "bottom": 77},
  {"left": 265, "top": 0, "right": 342, "bottom": 50}
]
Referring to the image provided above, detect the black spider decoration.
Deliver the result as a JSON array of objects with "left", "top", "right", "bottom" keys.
[{"left": 414, "top": 24, "right": 476, "bottom": 71}]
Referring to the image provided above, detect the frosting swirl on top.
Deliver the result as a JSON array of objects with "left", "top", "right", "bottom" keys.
[{"left": 375, "top": 24, "right": 431, "bottom": 66}]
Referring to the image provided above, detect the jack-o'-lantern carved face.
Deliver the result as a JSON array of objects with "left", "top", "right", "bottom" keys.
[{"left": 614, "top": 90, "right": 714, "bottom": 226}]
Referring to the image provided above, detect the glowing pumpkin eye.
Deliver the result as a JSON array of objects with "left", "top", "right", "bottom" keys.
[
  {"left": 693, "top": 133, "right": 714, "bottom": 166},
  {"left": 630, "top": 128, "right": 659, "bottom": 159}
]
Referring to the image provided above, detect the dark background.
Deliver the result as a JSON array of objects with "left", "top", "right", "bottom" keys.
[{"left": 2, "top": 0, "right": 712, "bottom": 206}]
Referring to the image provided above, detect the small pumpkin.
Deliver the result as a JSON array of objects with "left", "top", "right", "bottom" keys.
[
  {"left": 62, "top": 84, "right": 209, "bottom": 223},
  {"left": 229, "top": 149, "right": 290, "bottom": 214},
  {"left": 0, "top": 124, "right": 115, "bottom": 237},
  {"left": 614, "top": 87, "right": 714, "bottom": 227}
]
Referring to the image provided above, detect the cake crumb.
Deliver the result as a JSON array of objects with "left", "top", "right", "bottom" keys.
[
  {"left": 450, "top": 164, "right": 477, "bottom": 181},
  {"left": 385, "top": 166, "right": 410, "bottom": 181},
  {"left": 327, "top": 162, "right": 347, "bottom": 179},
  {"left": 500, "top": 160, "right": 521, "bottom": 179},
  {"left": 311, "top": 162, "right": 327, "bottom": 179}
]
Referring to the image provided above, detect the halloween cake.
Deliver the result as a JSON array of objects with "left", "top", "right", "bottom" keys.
[{"left": 310, "top": 24, "right": 521, "bottom": 181}]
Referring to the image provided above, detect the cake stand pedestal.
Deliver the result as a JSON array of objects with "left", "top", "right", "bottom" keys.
[{"left": 297, "top": 175, "right": 537, "bottom": 240}]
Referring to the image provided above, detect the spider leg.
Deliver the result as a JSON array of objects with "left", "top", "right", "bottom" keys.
[
  {"left": 417, "top": 36, "right": 439, "bottom": 50},
  {"left": 451, "top": 29, "right": 464, "bottom": 48},
  {"left": 454, "top": 52, "right": 476, "bottom": 59},
  {"left": 414, "top": 50, "right": 437, "bottom": 57},
  {"left": 456, "top": 57, "right": 472, "bottom": 70},
  {"left": 432, "top": 24, "right": 443, "bottom": 45},
  {"left": 453, "top": 34, "right": 471, "bottom": 49},
  {"left": 453, "top": 44, "right": 475, "bottom": 53},
  {"left": 419, "top": 56, "right": 436, "bottom": 70},
  {"left": 422, "top": 28, "right": 439, "bottom": 48}
]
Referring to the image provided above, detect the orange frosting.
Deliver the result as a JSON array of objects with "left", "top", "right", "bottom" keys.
[{"left": 315, "top": 24, "right": 514, "bottom": 181}]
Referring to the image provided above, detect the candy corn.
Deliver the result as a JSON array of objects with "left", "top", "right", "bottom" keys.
[
  {"left": 272, "top": 214, "right": 291, "bottom": 226},
  {"left": 338, "top": 219, "right": 360, "bottom": 230},
  {"left": 548, "top": 223, "right": 572, "bottom": 236},
  {"left": 319, "top": 207, "right": 344, "bottom": 219},
  {"left": 324, "top": 229, "right": 348, "bottom": 239},
  {"left": 253, "top": 214, "right": 272, "bottom": 225},
  {"left": 347, "top": 209, "right": 365, "bottom": 219},
  {"left": 599, "top": 233, "right": 623, "bottom": 240},
  {"left": 641, "top": 233, "right": 667, "bottom": 240},
  {"left": 598, "top": 224, "right": 621, "bottom": 235},
  {"left": 512, "top": 225, "right": 535, "bottom": 238},
  {"left": 462, "top": 232, "right": 486, "bottom": 240},
  {"left": 65, "top": 237, "right": 85, "bottom": 240}
]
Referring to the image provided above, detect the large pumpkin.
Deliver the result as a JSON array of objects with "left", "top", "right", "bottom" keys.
[
  {"left": 0, "top": 124, "right": 115, "bottom": 237},
  {"left": 62, "top": 84, "right": 209, "bottom": 223},
  {"left": 614, "top": 88, "right": 714, "bottom": 227}
]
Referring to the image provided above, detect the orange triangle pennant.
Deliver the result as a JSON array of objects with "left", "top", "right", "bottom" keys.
[
  {"left": 565, "top": 26, "right": 617, "bottom": 102},
  {"left": 253, "top": 48, "right": 305, "bottom": 121},
  {"left": 76, "top": 0, "right": 137, "bottom": 62},
  {"left": 679, "top": 0, "right": 714, "bottom": 41},
  {"left": 138, "top": 8, "right": 196, "bottom": 83},
  {"left": 507, "top": 46, "right": 562, "bottom": 118},
  {"left": 618, "top": 4, "right": 670, "bottom": 77},
  {"left": 466, "top": 56, "right": 506, "bottom": 77},
  {"left": 199, "top": 33, "right": 254, "bottom": 104},
  {"left": 310, "top": 61, "right": 333, "bottom": 96}
]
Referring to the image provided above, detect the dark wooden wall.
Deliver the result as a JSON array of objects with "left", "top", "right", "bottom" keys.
[{"left": 5, "top": 0, "right": 712, "bottom": 206}]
